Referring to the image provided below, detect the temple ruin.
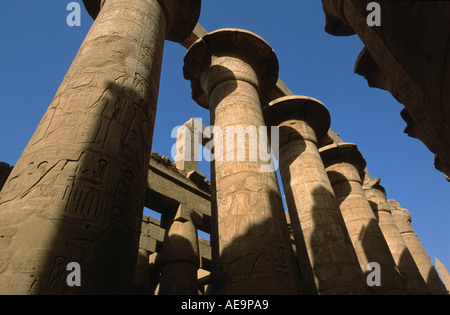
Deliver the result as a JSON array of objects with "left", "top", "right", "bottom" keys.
[{"left": 0, "top": 0, "right": 448, "bottom": 295}]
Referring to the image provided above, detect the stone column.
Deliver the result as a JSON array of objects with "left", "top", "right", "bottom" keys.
[
  {"left": 0, "top": 0, "right": 200, "bottom": 294},
  {"left": 263, "top": 96, "right": 368, "bottom": 295},
  {"left": 435, "top": 258, "right": 450, "bottom": 293},
  {"left": 159, "top": 207, "right": 200, "bottom": 295},
  {"left": 183, "top": 29, "right": 302, "bottom": 295},
  {"left": 134, "top": 248, "right": 151, "bottom": 293},
  {"left": 319, "top": 143, "right": 408, "bottom": 294},
  {"left": 388, "top": 199, "right": 448, "bottom": 295},
  {"left": 363, "top": 178, "right": 429, "bottom": 294}
]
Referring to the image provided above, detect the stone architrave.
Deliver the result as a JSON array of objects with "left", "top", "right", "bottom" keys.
[
  {"left": 319, "top": 143, "right": 408, "bottom": 294},
  {"left": 183, "top": 29, "right": 302, "bottom": 295},
  {"left": 388, "top": 199, "right": 448, "bottom": 295},
  {"left": 159, "top": 205, "right": 200, "bottom": 295},
  {"left": 263, "top": 96, "right": 368, "bottom": 295},
  {"left": 0, "top": 0, "right": 200, "bottom": 294},
  {"left": 363, "top": 178, "right": 429, "bottom": 294}
]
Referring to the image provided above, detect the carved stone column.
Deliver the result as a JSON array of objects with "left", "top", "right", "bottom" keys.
[
  {"left": 263, "top": 96, "right": 368, "bottom": 295},
  {"left": 435, "top": 258, "right": 450, "bottom": 293},
  {"left": 388, "top": 199, "right": 448, "bottom": 295},
  {"left": 363, "top": 178, "right": 429, "bottom": 294},
  {"left": 319, "top": 143, "right": 408, "bottom": 294},
  {"left": 159, "top": 209, "right": 200, "bottom": 295},
  {"left": 0, "top": 0, "right": 200, "bottom": 294},
  {"left": 184, "top": 29, "right": 302, "bottom": 294}
]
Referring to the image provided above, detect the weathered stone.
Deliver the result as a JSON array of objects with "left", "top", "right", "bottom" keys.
[
  {"left": 363, "top": 178, "right": 429, "bottom": 294},
  {"left": 389, "top": 199, "right": 448, "bottom": 295},
  {"left": 321, "top": 0, "right": 450, "bottom": 180},
  {"left": 320, "top": 143, "right": 408, "bottom": 294},
  {"left": 0, "top": 0, "right": 200, "bottom": 294},
  {"left": 159, "top": 217, "right": 199, "bottom": 295},
  {"left": 435, "top": 258, "right": 450, "bottom": 293},
  {"left": 184, "top": 29, "right": 302, "bottom": 294},
  {"left": 264, "top": 96, "right": 368, "bottom": 295},
  {"left": 134, "top": 248, "right": 150, "bottom": 292},
  {"left": 175, "top": 118, "right": 208, "bottom": 173}
]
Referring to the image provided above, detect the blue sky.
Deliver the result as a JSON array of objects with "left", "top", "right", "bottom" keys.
[{"left": 0, "top": 1, "right": 448, "bottom": 281}]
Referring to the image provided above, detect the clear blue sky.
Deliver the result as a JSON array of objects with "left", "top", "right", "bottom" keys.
[{"left": 0, "top": 1, "right": 448, "bottom": 280}]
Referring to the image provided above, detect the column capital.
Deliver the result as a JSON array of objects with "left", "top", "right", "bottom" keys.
[
  {"left": 319, "top": 142, "right": 367, "bottom": 178},
  {"left": 183, "top": 28, "right": 279, "bottom": 109},
  {"left": 362, "top": 176, "right": 387, "bottom": 195},
  {"left": 264, "top": 95, "right": 331, "bottom": 143},
  {"left": 388, "top": 199, "right": 412, "bottom": 221},
  {"left": 83, "top": 0, "right": 201, "bottom": 43},
  {"left": 363, "top": 177, "right": 392, "bottom": 214}
]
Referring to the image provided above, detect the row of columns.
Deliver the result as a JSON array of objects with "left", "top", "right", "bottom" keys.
[
  {"left": 0, "top": 0, "right": 445, "bottom": 295},
  {"left": 183, "top": 28, "right": 447, "bottom": 295}
]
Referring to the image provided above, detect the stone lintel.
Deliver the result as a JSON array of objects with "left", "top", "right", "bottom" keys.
[
  {"left": 319, "top": 142, "right": 367, "bottom": 179},
  {"left": 183, "top": 28, "right": 279, "bottom": 109},
  {"left": 264, "top": 95, "right": 331, "bottom": 143},
  {"left": 83, "top": 0, "right": 201, "bottom": 43},
  {"left": 180, "top": 23, "right": 208, "bottom": 48},
  {"left": 146, "top": 152, "right": 211, "bottom": 233}
]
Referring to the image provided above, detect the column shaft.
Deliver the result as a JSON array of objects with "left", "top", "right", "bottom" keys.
[
  {"left": 0, "top": 0, "right": 199, "bottom": 294},
  {"left": 364, "top": 181, "right": 429, "bottom": 294},
  {"left": 435, "top": 258, "right": 450, "bottom": 293},
  {"left": 389, "top": 200, "right": 448, "bottom": 295},
  {"left": 211, "top": 78, "right": 299, "bottom": 295},
  {"left": 184, "top": 29, "right": 302, "bottom": 295},
  {"left": 159, "top": 218, "right": 199, "bottom": 295},
  {"left": 320, "top": 144, "right": 408, "bottom": 294},
  {"left": 277, "top": 120, "right": 368, "bottom": 294}
]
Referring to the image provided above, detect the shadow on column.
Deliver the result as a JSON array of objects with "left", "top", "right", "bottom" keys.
[
  {"left": 275, "top": 127, "right": 316, "bottom": 294},
  {"left": 328, "top": 171, "right": 408, "bottom": 294},
  {"left": 426, "top": 262, "right": 449, "bottom": 295},
  {"left": 397, "top": 248, "right": 431, "bottom": 295},
  {"left": 158, "top": 234, "right": 199, "bottom": 295},
  {"left": 369, "top": 201, "right": 429, "bottom": 294},
  {"left": 213, "top": 187, "right": 302, "bottom": 295},
  {"left": 279, "top": 128, "right": 367, "bottom": 294},
  {"left": 309, "top": 185, "right": 368, "bottom": 294},
  {"left": 17, "top": 81, "right": 156, "bottom": 294}
]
